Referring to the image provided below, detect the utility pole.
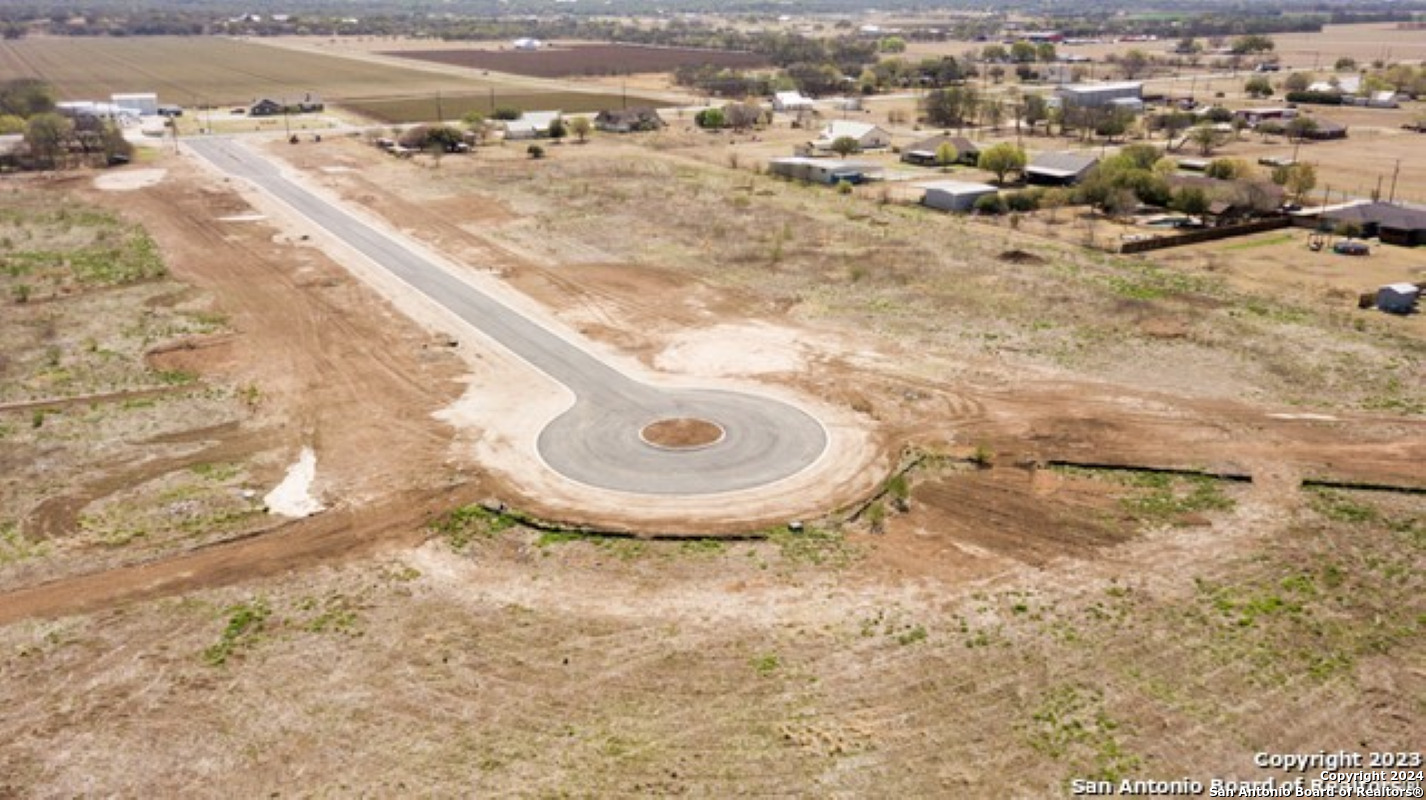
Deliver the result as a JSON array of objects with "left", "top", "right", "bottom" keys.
[
  {"left": 436, "top": 91, "right": 444, "bottom": 124},
  {"left": 1388, "top": 158, "right": 1401, "bottom": 203},
  {"left": 1374, "top": 174, "right": 1383, "bottom": 202}
]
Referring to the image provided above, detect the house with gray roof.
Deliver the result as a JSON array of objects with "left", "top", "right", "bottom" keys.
[{"left": 1025, "top": 151, "right": 1099, "bottom": 185}]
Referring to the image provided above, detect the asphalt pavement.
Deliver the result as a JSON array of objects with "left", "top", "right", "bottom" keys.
[{"left": 185, "top": 137, "right": 828, "bottom": 495}]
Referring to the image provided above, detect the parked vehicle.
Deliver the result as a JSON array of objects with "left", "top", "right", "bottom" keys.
[{"left": 1333, "top": 239, "right": 1369, "bottom": 256}]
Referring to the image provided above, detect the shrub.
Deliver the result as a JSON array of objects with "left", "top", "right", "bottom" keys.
[
  {"left": 491, "top": 107, "right": 522, "bottom": 120},
  {"left": 1006, "top": 190, "right": 1040, "bottom": 212},
  {"left": 526, "top": 144, "right": 545, "bottom": 159},
  {"left": 1285, "top": 91, "right": 1343, "bottom": 105},
  {"left": 973, "top": 192, "right": 1007, "bottom": 215}
]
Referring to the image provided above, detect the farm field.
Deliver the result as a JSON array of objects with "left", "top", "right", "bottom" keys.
[
  {"left": 342, "top": 89, "right": 669, "bottom": 124},
  {"left": 0, "top": 36, "right": 507, "bottom": 107},
  {"left": 384, "top": 43, "right": 770, "bottom": 78}
]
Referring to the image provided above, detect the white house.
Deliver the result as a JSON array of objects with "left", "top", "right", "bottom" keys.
[
  {"left": 502, "top": 110, "right": 562, "bottom": 139},
  {"left": 773, "top": 91, "right": 814, "bottom": 112},
  {"left": 812, "top": 120, "right": 891, "bottom": 152},
  {"left": 512, "top": 38, "right": 543, "bottom": 51},
  {"left": 919, "top": 180, "right": 1000, "bottom": 212}
]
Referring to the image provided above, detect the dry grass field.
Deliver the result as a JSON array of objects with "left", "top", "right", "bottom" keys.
[{"left": 1, "top": 25, "right": 1424, "bottom": 794}]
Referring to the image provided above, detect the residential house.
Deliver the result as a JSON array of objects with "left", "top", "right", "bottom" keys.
[
  {"left": 1317, "top": 202, "right": 1426, "bottom": 246},
  {"left": 249, "top": 98, "right": 283, "bottom": 117},
  {"left": 111, "top": 93, "right": 158, "bottom": 116},
  {"left": 1025, "top": 151, "right": 1099, "bottom": 185},
  {"left": 594, "top": 107, "right": 666, "bottom": 133},
  {"left": 811, "top": 120, "right": 891, "bottom": 152},
  {"left": 901, "top": 134, "right": 980, "bottom": 167}
]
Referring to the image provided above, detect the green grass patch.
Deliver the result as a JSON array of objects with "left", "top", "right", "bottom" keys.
[
  {"left": 1220, "top": 232, "right": 1296, "bottom": 251},
  {"left": 430, "top": 503, "right": 519, "bottom": 550},
  {"left": 203, "top": 598, "right": 270, "bottom": 666},
  {"left": 0, "top": 521, "right": 49, "bottom": 565}
]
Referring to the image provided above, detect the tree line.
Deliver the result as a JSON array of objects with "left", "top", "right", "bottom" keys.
[{"left": 0, "top": 79, "right": 134, "bottom": 170}]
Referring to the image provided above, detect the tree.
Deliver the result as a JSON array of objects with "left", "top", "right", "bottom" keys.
[
  {"left": 1283, "top": 72, "right": 1312, "bottom": 93},
  {"left": 23, "top": 112, "right": 73, "bottom": 169},
  {"left": 830, "top": 136, "right": 860, "bottom": 156},
  {"left": 567, "top": 115, "right": 591, "bottom": 143},
  {"left": 1205, "top": 158, "right": 1244, "bottom": 180},
  {"left": 722, "top": 102, "right": 764, "bottom": 131},
  {"left": 1009, "top": 42, "right": 1037, "bottom": 63},
  {"left": 1334, "top": 57, "right": 1357, "bottom": 72},
  {"left": 491, "top": 107, "right": 521, "bottom": 121},
  {"left": 1095, "top": 107, "right": 1135, "bottom": 141},
  {"left": 1022, "top": 93, "right": 1048, "bottom": 133},
  {"left": 934, "top": 141, "right": 958, "bottom": 170},
  {"left": 1040, "top": 187, "right": 1070, "bottom": 223},
  {"left": 920, "top": 86, "right": 978, "bottom": 130},
  {"left": 981, "top": 98, "right": 1004, "bottom": 131},
  {"left": 1174, "top": 37, "right": 1202, "bottom": 55},
  {"left": 1244, "top": 76, "right": 1274, "bottom": 98},
  {"left": 0, "top": 114, "right": 24, "bottom": 134},
  {"left": 1286, "top": 116, "right": 1318, "bottom": 142},
  {"left": 1119, "top": 143, "right": 1162, "bottom": 170},
  {"left": 546, "top": 118, "right": 567, "bottom": 141},
  {"left": 1187, "top": 124, "right": 1225, "bottom": 156},
  {"left": 1035, "top": 42, "right": 1057, "bottom": 63},
  {"left": 977, "top": 142, "right": 1026, "bottom": 185},
  {"left": 694, "top": 107, "right": 725, "bottom": 129},
  {"left": 0, "top": 78, "right": 55, "bottom": 118},
  {"left": 1273, "top": 162, "right": 1317, "bottom": 202},
  {"left": 981, "top": 44, "right": 1008, "bottom": 62},
  {"left": 878, "top": 36, "right": 906, "bottom": 54},
  {"left": 1119, "top": 49, "right": 1151, "bottom": 80},
  {"left": 1231, "top": 35, "right": 1275, "bottom": 55},
  {"left": 1170, "top": 186, "right": 1209, "bottom": 216}
]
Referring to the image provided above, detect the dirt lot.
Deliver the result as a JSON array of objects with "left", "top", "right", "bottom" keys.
[{"left": 0, "top": 119, "right": 1422, "bottom": 794}]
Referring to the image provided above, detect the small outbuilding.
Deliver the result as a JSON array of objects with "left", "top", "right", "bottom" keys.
[
  {"left": 1025, "top": 151, "right": 1099, "bottom": 185},
  {"left": 919, "top": 180, "right": 1000, "bottom": 212},
  {"left": 111, "top": 92, "right": 159, "bottom": 116},
  {"left": 768, "top": 156, "right": 882, "bottom": 185},
  {"left": 1375, "top": 283, "right": 1419, "bottom": 314},
  {"left": 502, "top": 110, "right": 563, "bottom": 139},
  {"left": 773, "top": 91, "right": 815, "bottom": 112}
]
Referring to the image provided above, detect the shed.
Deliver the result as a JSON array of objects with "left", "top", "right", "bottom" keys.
[
  {"left": 768, "top": 156, "right": 881, "bottom": 185},
  {"left": 1375, "top": 283, "right": 1419, "bottom": 314},
  {"left": 1025, "top": 151, "right": 1099, "bottom": 185},
  {"left": 773, "top": 91, "right": 815, "bottom": 112},
  {"left": 503, "top": 110, "right": 562, "bottom": 139},
  {"left": 1055, "top": 81, "right": 1143, "bottom": 108},
  {"left": 901, "top": 134, "right": 980, "bottom": 166},
  {"left": 919, "top": 180, "right": 1000, "bottom": 212},
  {"left": 111, "top": 92, "right": 158, "bottom": 116}
]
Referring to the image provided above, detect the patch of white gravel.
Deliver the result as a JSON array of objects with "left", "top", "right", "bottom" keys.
[
  {"left": 264, "top": 447, "right": 325, "bottom": 518},
  {"left": 93, "top": 168, "right": 166, "bottom": 192},
  {"left": 653, "top": 323, "right": 807, "bottom": 377}
]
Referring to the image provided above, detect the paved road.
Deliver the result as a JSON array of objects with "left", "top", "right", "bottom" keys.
[{"left": 186, "top": 138, "right": 827, "bottom": 495}]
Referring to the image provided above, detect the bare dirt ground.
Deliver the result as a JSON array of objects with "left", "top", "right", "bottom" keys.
[{"left": 0, "top": 111, "right": 1422, "bottom": 793}]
